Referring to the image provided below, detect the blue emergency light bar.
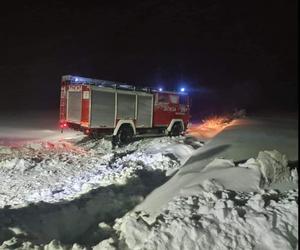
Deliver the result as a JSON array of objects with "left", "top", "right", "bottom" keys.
[{"left": 62, "top": 75, "right": 187, "bottom": 95}]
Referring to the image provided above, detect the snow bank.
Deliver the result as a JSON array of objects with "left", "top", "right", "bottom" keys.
[
  {"left": 116, "top": 188, "right": 298, "bottom": 250},
  {"left": 110, "top": 145, "right": 298, "bottom": 250},
  {"left": 135, "top": 149, "right": 296, "bottom": 223},
  {"left": 0, "top": 136, "right": 195, "bottom": 208},
  {"left": 0, "top": 135, "right": 197, "bottom": 249},
  {"left": 186, "top": 117, "right": 298, "bottom": 167}
]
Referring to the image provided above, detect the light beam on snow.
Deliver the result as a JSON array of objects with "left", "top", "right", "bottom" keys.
[{"left": 187, "top": 116, "right": 233, "bottom": 139}]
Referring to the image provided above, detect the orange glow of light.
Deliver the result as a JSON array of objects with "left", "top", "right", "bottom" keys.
[{"left": 187, "top": 116, "right": 233, "bottom": 139}]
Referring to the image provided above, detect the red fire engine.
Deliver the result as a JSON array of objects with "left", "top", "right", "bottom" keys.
[{"left": 59, "top": 75, "right": 190, "bottom": 145}]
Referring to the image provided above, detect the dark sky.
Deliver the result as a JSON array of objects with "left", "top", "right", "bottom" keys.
[{"left": 0, "top": 0, "right": 297, "bottom": 115}]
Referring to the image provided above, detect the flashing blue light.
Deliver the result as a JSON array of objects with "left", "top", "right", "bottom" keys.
[
  {"left": 180, "top": 87, "right": 185, "bottom": 92},
  {"left": 158, "top": 88, "right": 163, "bottom": 91},
  {"left": 75, "top": 77, "right": 79, "bottom": 82}
]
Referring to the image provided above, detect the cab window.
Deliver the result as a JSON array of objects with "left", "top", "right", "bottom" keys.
[
  {"left": 169, "top": 95, "right": 179, "bottom": 104},
  {"left": 157, "top": 93, "right": 169, "bottom": 103}
]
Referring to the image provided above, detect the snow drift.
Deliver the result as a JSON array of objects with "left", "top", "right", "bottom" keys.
[
  {"left": 114, "top": 149, "right": 298, "bottom": 250},
  {"left": 132, "top": 150, "right": 297, "bottom": 223},
  {"left": 109, "top": 117, "right": 298, "bottom": 250},
  {"left": 0, "top": 116, "right": 298, "bottom": 249},
  {"left": 134, "top": 117, "right": 298, "bottom": 221},
  {"left": 117, "top": 188, "right": 298, "bottom": 250}
]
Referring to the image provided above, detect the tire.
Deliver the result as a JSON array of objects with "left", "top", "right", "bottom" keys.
[
  {"left": 170, "top": 123, "right": 182, "bottom": 137},
  {"left": 115, "top": 125, "right": 134, "bottom": 146}
]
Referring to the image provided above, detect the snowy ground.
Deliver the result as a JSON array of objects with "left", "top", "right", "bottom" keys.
[
  {"left": 0, "top": 115, "right": 298, "bottom": 249},
  {"left": 0, "top": 134, "right": 197, "bottom": 209}
]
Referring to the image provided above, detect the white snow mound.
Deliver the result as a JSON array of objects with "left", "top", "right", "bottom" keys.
[
  {"left": 133, "top": 150, "right": 296, "bottom": 223},
  {"left": 116, "top": 189, "right": 298, "bottom": 250},
  {"left": 112, "top": 146, "right": 298, "bottom": 250}
]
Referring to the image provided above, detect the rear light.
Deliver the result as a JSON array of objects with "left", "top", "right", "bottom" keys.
[{"left": 60, "top": 122, "right": 68, "bottom": 129}]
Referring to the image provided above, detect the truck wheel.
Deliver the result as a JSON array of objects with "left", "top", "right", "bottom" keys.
[
  {"left": 170, "top": 123, "right": 182, "bottom": 137},
  {"left": 116, "top": 125, "right": 134, "bottom": 145}
]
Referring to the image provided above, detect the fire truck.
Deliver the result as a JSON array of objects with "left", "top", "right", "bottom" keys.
[{"left": 59, "top": 75, "right": 190, "bottom": 145}]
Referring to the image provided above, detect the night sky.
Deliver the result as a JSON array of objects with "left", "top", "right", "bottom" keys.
[{"left": 0, "top": 0, "right": 297, "bottom": 117}]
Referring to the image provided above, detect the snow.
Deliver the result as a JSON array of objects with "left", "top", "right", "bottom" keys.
[
  {"left": 133, "top": 150, "right": 297, "bottom": 223},
  {"left": 0, "top": 136, "right": 195, "bottom": 209},
  {"left": 130, "top": 116, "right": 298, "bottom": 222},
  {"left": 116, "top": 189, "right": 298, "bottom": 250},
  {"left": 109, "top": 117, "right": 298, "bottom": 250},
  {"left": 187, "top": 115, "right": 233, "bottom": 140},
  {"left": 114, "top": 149, "right": 298, "bottom": 250},
  {"left": 182, "top": 117, "right": 298, "bottom": 178},
  {"left": 0, "top": 116, "right": 298, "bottom": 249},
  {"left": 0, "top": 132, "right": 199, "bottom": 249}
]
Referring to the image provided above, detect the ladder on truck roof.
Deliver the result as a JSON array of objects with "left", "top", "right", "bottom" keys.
[{"left": 62, "top": 75, "right": 152, "bottom": 93}]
